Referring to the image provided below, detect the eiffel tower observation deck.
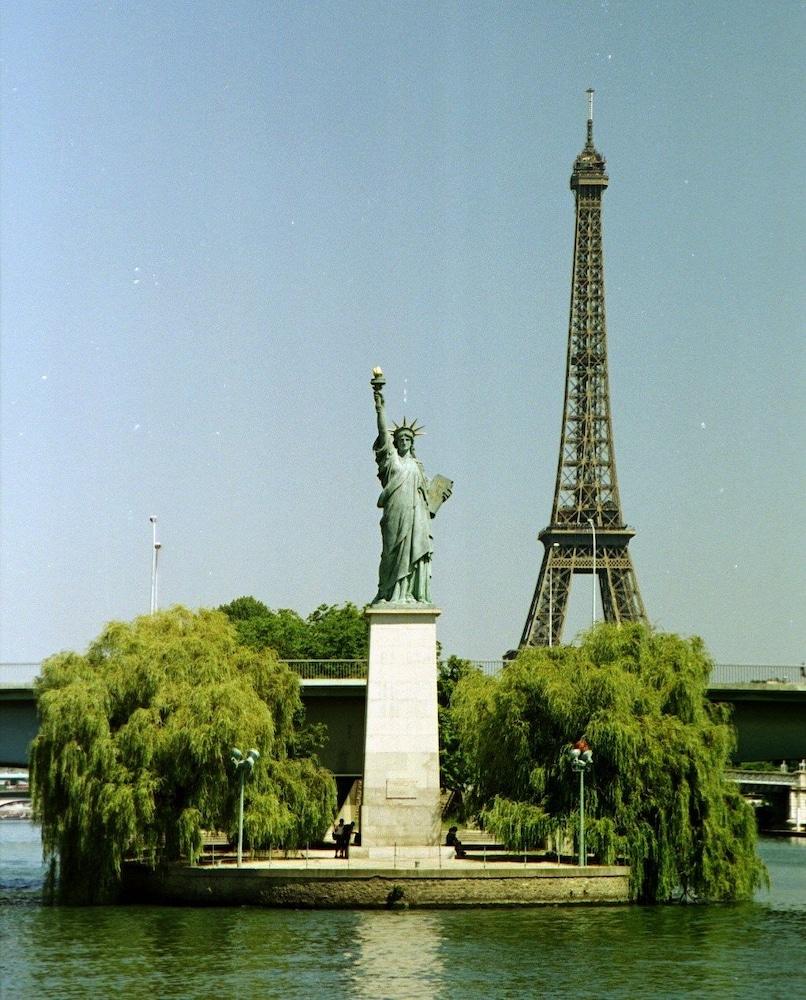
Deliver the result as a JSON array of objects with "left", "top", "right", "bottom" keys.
[{"left": 520, "top": 91, "right": 647, "bottom": 648}]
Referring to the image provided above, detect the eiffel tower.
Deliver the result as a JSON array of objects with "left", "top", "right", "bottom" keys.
[{"left": 520, "top": 91, "right": 646, "bottom": 648}]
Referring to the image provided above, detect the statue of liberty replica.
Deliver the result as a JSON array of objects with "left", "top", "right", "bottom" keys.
[
  {"left": 370, "top": 367, "right": 452, "bottom": 605},
  {"left": 361, "top": 367, "right": 453, "bottom": 851}
]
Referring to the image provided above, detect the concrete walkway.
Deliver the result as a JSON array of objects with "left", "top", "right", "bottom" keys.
[{"left": 198, "top": 846, "right": 582, "bottom": 872}]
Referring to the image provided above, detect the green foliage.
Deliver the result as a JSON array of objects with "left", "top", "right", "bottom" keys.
[
  {"left": 304, "top": 603, "right": 369, "bottom": 659},
  {"left": 30, "top": 606, "right": 337, "bottom": 904},
  {"left": 451, "top": 623, "right": 767, "bottom": 903},
  {"left": 219, "top": 598, "right": 369, "bottom": 660},
  {"left": 437, "top": 656, "right": 477, "bottom": 803}
]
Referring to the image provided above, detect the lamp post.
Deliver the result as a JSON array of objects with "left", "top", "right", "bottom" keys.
[
  {"left": 231, "top": 747, "right": 260, "bottom": 867},
  {"left": 568, "top": 743, "right": 593, "bottom": 867},
  {"left": 153, "top": 542, "right": 162, "bottom": 612},
  {"left": 587, "top": 517, "right": 597, "bottom": 626},
  {"left": 549, "top": 542, "right": 560, "bottom": 647},
  {"left": 149, "top": 516, "right": 161, "bottom": 614}
]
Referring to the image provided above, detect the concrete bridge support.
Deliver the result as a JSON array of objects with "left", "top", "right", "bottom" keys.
[{"left": 789, "top": 762, "right": 806, "bottom": 831}]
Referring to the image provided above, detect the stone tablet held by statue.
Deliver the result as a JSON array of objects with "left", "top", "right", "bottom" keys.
[{"left": 370, "top": 368, "right": 453, "bottom": 605}]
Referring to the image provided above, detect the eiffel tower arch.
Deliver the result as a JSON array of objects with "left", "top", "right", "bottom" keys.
[{"left": 520, "top": 91, "right": 647, "bottom": 649}]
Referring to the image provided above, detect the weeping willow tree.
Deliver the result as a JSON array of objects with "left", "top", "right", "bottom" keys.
[
  {"left": 452, "top": 623, "right": 766, "bottom": 903},
  {"left": 30, "top": 606, "right": 337, "bottom": 903}
]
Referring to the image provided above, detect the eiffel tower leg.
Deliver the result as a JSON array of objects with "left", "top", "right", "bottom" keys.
[
  {"left": 599, "top": 564, "right": 616, "bottom": 623},
  {"left": 520, "top": 546, "right": 572, "bottom": 648},
  {"left": 600, "top": 548, "right": 646, "bottom": 624}
]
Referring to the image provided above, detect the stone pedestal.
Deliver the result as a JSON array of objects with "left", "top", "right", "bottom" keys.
[{"left": 360, "top": 606, "right": 441, "bottom": 847}]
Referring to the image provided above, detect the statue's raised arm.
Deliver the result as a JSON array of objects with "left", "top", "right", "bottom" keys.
[
  {"left": 371, "top": 368, "right": 388, "bottom": 440},
  {"left": 369, "top": 367, "right": 453, "bottom": 606}
]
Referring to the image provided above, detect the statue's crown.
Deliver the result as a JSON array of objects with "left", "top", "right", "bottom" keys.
[{"left": 392, "top": 417, "right": 425, "bottom": 438}]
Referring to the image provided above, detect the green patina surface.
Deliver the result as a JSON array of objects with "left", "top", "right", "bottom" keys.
[{"left": 370, "top": 368, "right": 452, "bottom": 606}]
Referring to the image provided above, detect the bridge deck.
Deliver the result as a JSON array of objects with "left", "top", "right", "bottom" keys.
[{"left": 2, "top": 662, "right": 804, "bottom": 768}]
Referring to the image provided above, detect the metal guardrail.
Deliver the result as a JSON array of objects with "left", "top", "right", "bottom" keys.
[
  {"left": 281, "top": 660, "right": 368, "bottom": 680},
  {"left": 287, "top": 660, "right": 507, "bottom": 678},
  {"left": 0, "top": 663, "right": 40, "bottom": 687},
  {"left": 709, "top": 663, "right": 804, "bottom": 685},
  {"left": 726, "top": 768, "right": 799, "bottom": 786},
  {"left": 1, "top": 661, "right": 803, "bottom": 686},
  {"left": 469, "top": 660, "right": 506, "bottom": 676},
  {"left": 470, "top": 662, "right": 806, "bottom": 685},
  {"left": 286, "top": 660, "right": 506, "bottom": 678},
  {"left": 0, "top": 660, "right": 372, "bottom": 684}
]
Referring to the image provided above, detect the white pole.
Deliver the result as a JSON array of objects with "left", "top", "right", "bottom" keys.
[
  {"left": 237, "top": 767, "right": 245, "bottom": 868},
  {"left": 149, "top": 516, "right": 158, "bottom": 614},
  {"left": 592, "top": 521, "right": 596, "bottom": 625},
  {"left": 579, "top": 767, "right": 586, "bottom": 867},
  {"left": 154, "top": 542, "right": 162, "bottom": 612}
]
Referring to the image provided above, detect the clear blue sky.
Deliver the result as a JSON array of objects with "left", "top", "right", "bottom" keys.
[{"left": 2, "top": 1, "right": 804, "bottom": 664}]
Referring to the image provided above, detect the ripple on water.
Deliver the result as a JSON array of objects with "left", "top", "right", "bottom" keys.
[{"left": 1, "top": 825, "right": 804, "bottom": 999}]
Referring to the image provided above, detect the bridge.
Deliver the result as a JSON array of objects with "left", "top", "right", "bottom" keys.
[
  {"left": 292, "top": 659, "right": 806, "bottom": 774},
  {"left": 726, "top": 765, "right": 806, "bottom": 831},
  {"left": 3, "top": 661, "right": 805, "bottom": 799}
]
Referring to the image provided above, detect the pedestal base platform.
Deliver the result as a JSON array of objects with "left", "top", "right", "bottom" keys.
[{"left": 360, "top": 606, "right": 441, "bottom": 848}]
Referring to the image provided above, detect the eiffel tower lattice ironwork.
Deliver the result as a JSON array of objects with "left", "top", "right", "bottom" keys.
[{"left": 520, "top": 91, "right": 647, "bottom": 648}]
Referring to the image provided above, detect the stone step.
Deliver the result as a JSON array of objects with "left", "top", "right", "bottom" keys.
[
  {"left": 455, "top": 828, "right": 499, "bottom": 845},
  {"left": 350, "top": 845, "right": 455, "bottom": 862}
]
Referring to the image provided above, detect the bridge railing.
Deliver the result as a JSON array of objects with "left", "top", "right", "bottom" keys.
[
  {"left": 709, "top": 663, "right": 804, "bottom": 685},
  {"left": 463, "top": 662, "right": 806, "bottom": 684},
  {"left": 285, "top": 660, "right": 507, "bottom": 678},
  {"left": 0, "top": 664, "right": 40, "bottom": 687},
  {"left": 466, "top": 662, "right": 806, "bottom": 685},
  {"left": 469, "top": 660, "right": 505, "bottom": 676},
  {"left": 282, "top": 660, "right": 368, "bottom": 680},
  {"left": 726, "top": 767, "right": 798, "bottom": 786},
  {"left": 1, "top": 660, "right": 803, "bottom": 686}
]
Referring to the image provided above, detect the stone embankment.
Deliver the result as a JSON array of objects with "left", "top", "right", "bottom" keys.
[{"left": 123, "top": 853, "right": 629, "bottom": 908}]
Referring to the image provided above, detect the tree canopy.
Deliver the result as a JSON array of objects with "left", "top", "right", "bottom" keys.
[
  {"left": 30, "top": 606, "right": 337, "bottom": 903},
  {"left": 451, "top": 623, "right": 766, "bottom": 903},
  {"left": 219, "top": 597, "right": 369, "bottom": 660},
  {"left": 437, "top": 655, "right": 475, "bottom": 808}
]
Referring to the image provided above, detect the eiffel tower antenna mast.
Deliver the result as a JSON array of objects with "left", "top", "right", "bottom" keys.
[{"left": 518, "top": 90, "right": 647, "bottom": 648}]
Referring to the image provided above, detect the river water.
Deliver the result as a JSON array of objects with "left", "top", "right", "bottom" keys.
[{"left": 1, "top": 822, "right": 804, "bottom": 999}]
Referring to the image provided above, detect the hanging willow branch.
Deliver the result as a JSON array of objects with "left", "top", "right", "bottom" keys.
[
  {"left": 451, "top": 623, "right": 767, "bottom": 903},
  {"left": 30, "top": 606, "right": 337, "bottom": 903}
]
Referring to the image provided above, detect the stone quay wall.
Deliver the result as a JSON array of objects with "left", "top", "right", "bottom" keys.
[{"left": 122, "top": 863, "right": 630, "bottom": 908}]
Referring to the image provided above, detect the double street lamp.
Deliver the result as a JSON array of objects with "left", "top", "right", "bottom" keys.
[
  {"left": 568, "top": 742, "right": 593, "bottom": 867},
  {"left": 231, "top": 747, "right": 260, "bottom": 867}
]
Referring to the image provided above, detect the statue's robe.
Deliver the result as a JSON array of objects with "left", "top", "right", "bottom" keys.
[{"left": 373, "top": 432, "right": 432, "bottom": 603}]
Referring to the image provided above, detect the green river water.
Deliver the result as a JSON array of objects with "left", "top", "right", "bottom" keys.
[{"left": 1, "top": 822, "right": 804, "bottom": 999}]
